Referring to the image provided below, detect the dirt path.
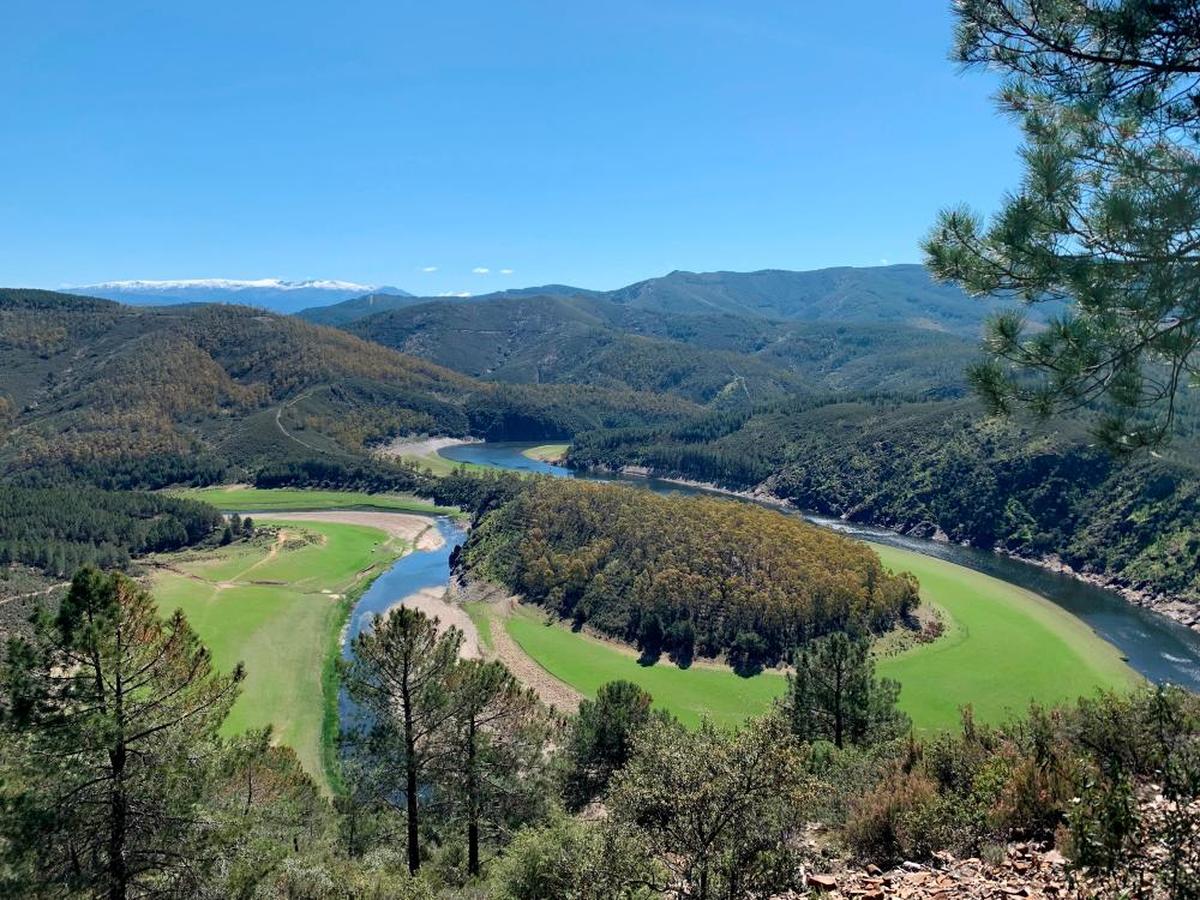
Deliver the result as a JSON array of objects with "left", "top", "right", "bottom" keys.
[
  {"left": 255, "top": 511, "right": 443, "bottom": 549},
  {"left": 0, "top": 581, "right": 70, "bottom": 607},
  {"left": 467, "top": 593, "right": 583, "bottom": 713},
  {"left": 274, "top": 389, "right": 327, "bottom": 454},
  {"left": 218, "top": 529, "right": 290, "bottom": 588},
  {"left": 385, "top": 587, "right": 481, "bottom": 659}
]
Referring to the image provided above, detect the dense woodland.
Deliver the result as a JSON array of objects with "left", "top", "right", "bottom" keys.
[
  {"left": 0, "top": 485, "right": 221, "bottom": 576},
  {"left": 460, "top": 478, "right": 919, "bottom": 668},
  {"left": 0, "top": 290, "right": 693, "bottom": 491}
]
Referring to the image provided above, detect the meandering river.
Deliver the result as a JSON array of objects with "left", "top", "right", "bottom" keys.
[{"left": 349, "top": 441, "right": 1200, "bottom": 692}]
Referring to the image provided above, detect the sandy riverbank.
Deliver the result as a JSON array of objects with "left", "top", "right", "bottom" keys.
[
  {"left": 256, "top": 511, "right": 444, "bottom": 550},
  {"left": 374, "top": 435, "right": 477, "bottom": 459},
  {"left": 385, "top": 587, "right": 481, "bottom": 659}
]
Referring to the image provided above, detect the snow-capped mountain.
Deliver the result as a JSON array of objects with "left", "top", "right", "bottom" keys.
[{"left": 72, "top": 278, "right": 412, "bottom": 314}]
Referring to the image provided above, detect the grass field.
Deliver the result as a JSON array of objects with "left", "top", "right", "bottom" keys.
[
  {"left": 151, "top": 519, "right": 406, "bottom": 790},
  {"left": 503, "top": 606, "right": 784, "bottom": 727},
  {"left": 871, "top": 544, "right": 1141, "bottom": 730},
  {"left": 522, "top": 443, "right": 570, "bottom": 463},
  {"left": 498, "top": 543, "right": 1140, "bottom": 732},
  {"left": 172, "top": 485, "right": 455, "bottom": 514},
  {"left": 464, "top": 601, "right": 496, "bottom": 650}
]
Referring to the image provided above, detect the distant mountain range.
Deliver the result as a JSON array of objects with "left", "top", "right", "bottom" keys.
[
  {"left": 72, "top": 278, "right": 412, "bottom": 314},
  {"left": 298, "top": 264, "right": 1055, "bottom": 336}
]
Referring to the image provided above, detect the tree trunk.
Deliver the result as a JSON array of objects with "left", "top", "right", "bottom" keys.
[
  {"left": 402, "top": 684, "right": 420, "bottom": 874},
  {"left": 467, "top": 716, "right": 480, "bottom": 876},
  {"left": 833, "top": 661, "right": 844, "bottom": 749},
  {"left": 108, "top": 744, "right": 128, "bottom": 900}
]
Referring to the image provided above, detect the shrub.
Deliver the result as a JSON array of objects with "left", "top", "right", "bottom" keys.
[{"left": 843, "top": 769, "right": 941, "bottom": 864}]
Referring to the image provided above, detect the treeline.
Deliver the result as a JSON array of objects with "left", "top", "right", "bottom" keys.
[
  {"left": 3, "top": 570, "right": 1195, "bottom": 899},
  {"left": 0, "top": 485, "right": 222, "bottom": 576},
  {"left": 461, "top": 478, "right": 919, "bottom": 668},
  {"left": 252, "top": 456, "right": 526, "bottom": 520}
]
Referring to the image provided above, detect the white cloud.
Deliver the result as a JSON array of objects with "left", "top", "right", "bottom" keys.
[
  {"left": 420, "top": 266, "right": 438, "bottom": 273},
  {"left": 500, "top": 268, "right": 514, "bottom": 275},
  {"left": 439, "top": 291, "right": 472, "bottom": 298},
  {"left": 472, "top": 267, "right": 490, "bottom": 274},
  {"left": 879, "top": 258, "right": 890, "bottom": 266}
]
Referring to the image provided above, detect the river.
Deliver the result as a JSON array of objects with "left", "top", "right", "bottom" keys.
[{"left": 347, "top": 440, "right": 1200, "bottom": 692}]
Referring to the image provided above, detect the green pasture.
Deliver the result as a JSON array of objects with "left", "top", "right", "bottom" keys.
[
  {"left": 504, "top": 606, "right": 786, "bottom": 728},
  {"left": 872, "top": 543, "right": 1140, "bottom": 731},
  {"left": 151, "top": 518, "right": 404, "bottom": 790},
  {"left": 521, "top": 443, "right": 570, "bottom": 462}
]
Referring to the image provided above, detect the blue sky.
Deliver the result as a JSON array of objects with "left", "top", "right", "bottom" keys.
[{"left": 1, "top": 1, "right": 1020, "bottom": 294}]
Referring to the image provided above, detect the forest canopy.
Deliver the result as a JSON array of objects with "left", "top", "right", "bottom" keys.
[
  {"left": 0, "top": 485, "right": 222, "bottom": 577},
  {"left": 460, "top": 478, "right": 919, "bottom": 668}
]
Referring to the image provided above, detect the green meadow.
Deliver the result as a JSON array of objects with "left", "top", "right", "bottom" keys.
[
  {"left": 504, "top": 606, "right": 785, "bottom": 728},
  {"left": 172, "top": 485, "right": 455, "bottom": 514},
  {"left": 501, "top": 542, "right": 1139, "bottom": 731},
  {"left": 871, "top": 543, "right": 1141, "bottom": 730},
  {"left": 151, "top": 518, "right": 404, "bottom": 790}
]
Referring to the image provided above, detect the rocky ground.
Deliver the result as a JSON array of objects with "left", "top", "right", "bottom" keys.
[
  {"left": 787, "top": 787, "right": 1199, "bottom": 899},
  {"left": 794, "top": 844, "right": 1074, "bottom": 899}
]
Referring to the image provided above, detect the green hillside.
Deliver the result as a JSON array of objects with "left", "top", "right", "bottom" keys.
[{"left": 0, "top": 290, "right": 699, "bottom": 488}]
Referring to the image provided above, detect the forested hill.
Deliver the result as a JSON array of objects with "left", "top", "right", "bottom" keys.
[
  {"left": 339, "top": 293, "right": 982, "bottom": 402},
  {"left": 0, "top": 290, "right": 696, "bottom": 488},
  {"left": 300, "top": 263, "right": 1058, "bottom": 337},
  {"left": 343, "top": 294, "right": 814, "bottom": 404},
  {"left": 461, "top": 477, "right": 919, "bottom": 669}
]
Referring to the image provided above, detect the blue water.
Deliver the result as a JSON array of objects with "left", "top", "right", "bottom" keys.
[
  {"left": 442, "top": 441, "right": 573, "bottom": 477},
  {"left": 437, "top": 441, "right": 1200, "bottom": 690},
  {"left": 343, "top": 517, "right": 468, "bottom": 651}
]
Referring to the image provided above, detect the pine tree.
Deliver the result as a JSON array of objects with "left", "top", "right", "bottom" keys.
[
  {"left": 785, "top": 632, "right": 909, "bottom": 748},
  {"left": 564, "top": 680, "right": 660, "bottom": 810},
  {"left": 341, "top": 607, "right": 462, "bottom": 874},
  {"left": 0, "top": 568, "right": 243, "bottom": 898},
  {"left": 924, "top": 0, "right": 1200, "bottom": 450},
  {"left": 445, "top": 659, "right": 550, "bottom": 876},
  {"left": 609, "top": 714, "right": 812, "bottom": 900}
]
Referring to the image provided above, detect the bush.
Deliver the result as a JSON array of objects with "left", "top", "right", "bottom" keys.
[
  {"left": 490, "top": 814, "right": 655, "bottom": 900},
  {"left": 843, "top": 769, "right": 941, "bottom": 863}
]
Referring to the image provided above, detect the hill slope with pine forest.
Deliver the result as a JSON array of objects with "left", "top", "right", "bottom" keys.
[{"left": 0, "top": 289, "right": 698, "bottom": 488}]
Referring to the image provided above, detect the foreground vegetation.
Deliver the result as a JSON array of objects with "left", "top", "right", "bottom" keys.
[{"left": 2, "top": 571, "right": 1195, "bottom": 899}]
